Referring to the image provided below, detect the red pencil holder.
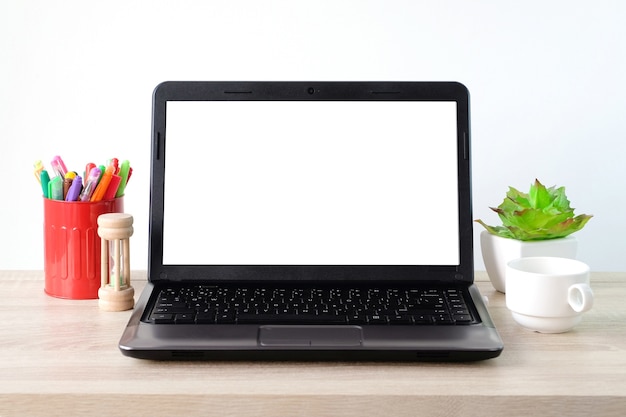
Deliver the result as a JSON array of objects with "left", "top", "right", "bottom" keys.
[{"left": 43, "top": 197, "right": 124, "bottom": 299}]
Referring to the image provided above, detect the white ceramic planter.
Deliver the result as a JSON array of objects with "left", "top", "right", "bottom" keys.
[{"left": 479, "top": 230, "right": 578, "bottom": 293}]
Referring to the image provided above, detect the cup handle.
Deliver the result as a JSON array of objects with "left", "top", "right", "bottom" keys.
[{"left": 568, "top": 283, "right": 594, "bottom": 313}]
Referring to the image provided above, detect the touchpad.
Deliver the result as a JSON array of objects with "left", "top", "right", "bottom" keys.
[{"left": 258, "top": 326, "right": 363, "bottom": 347}]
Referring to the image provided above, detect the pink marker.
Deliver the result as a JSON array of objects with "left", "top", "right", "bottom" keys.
[
  {"left": 51, "top": 155, "right": 68, "bottom": 179},
  {"left": 79, "top": 167, "right": 101, "bottom": 201}
]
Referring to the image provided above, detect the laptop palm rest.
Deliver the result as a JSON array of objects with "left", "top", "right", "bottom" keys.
[{"left": 259, "top": 326, "right": 363, "bottom": 347}]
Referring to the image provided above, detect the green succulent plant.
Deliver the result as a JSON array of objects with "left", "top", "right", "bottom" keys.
[{"left": 475, "top": 179, "right": 592, "bottom": 241}]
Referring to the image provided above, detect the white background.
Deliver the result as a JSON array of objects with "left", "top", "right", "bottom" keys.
[{"left": 2, "top": 0, "right": 625, "bottom": 272}]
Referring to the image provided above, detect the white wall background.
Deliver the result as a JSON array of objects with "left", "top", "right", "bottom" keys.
[{"left": 2, "top": 0, "right": 625, "bottom": 272}]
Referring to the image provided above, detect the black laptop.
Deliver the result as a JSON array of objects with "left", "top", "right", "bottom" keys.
[{"left": 119, "top": 81, "right": 503, "bottom": 361}]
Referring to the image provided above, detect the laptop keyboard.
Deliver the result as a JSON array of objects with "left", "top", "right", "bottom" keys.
[{"left": 145, "top": 284, "right": 477, "bottom": 326}]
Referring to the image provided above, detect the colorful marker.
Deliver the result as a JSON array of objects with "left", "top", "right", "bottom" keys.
[
  {"left": 108, "top": 158, "right": 119, "bottom": 174},
  {"left": 79, "top": 167, "right": 101, "bottom": 201},
  {"left": 65, "top": 176, "right": 83, "bottom": 201},
  {"left": 49, "top": 176, "right": 64, "bottom": 200},
  {"left": 40, "top": 170, "right": 50, "bottom": 198},
  {"left": 103, "top": 174, "right": 122, "bottom": 201},
  {"left": 90, "top": 165, "right": 114, "bottom": 202},
  {"left": 51, "top": 155, "right": 68, "bottom": 179},
  {"left": 34, "top": 161, "right": 44, "bottom": 184},
  {"left": 63, "top": 177, "right": 73, "bottom": 199},
  {"left": 84, "top": 163, "right": 96, "bottom": 186},
  {"left": 116, "top": 160, "right": 131, "bottom": 197}
]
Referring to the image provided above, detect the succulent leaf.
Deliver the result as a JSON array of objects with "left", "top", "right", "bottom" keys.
[
  {"left": 529, "top": 179, "right": 551, "bottom": 209},
  {"left": 475, "top": 179, "right": 592, "bottom": 241}
]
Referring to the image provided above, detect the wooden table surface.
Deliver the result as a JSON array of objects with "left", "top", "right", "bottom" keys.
[{"left": 1, "top": 270, "right": 625, "bottom": 417}]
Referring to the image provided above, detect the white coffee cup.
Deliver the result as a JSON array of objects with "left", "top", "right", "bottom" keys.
[{"left": 506, "top": 257, "right": 593, "bottom": 333}]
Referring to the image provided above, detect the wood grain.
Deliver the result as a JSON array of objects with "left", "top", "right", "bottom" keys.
[{"left": 1, "top": 271, "right": 625, "bottom": 416}]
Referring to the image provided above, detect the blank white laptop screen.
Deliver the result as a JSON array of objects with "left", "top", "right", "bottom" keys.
[{"left": 162, "top": 101, "right": 459, "bottom": 266}]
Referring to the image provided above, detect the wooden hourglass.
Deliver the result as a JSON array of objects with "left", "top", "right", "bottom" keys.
[{"left": 97, "top": 213, "right": 134, "bottom": 311}]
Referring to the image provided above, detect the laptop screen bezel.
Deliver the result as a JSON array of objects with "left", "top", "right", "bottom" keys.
[{"left": 148, "top": 81, "right": 474, "bottom": 284}]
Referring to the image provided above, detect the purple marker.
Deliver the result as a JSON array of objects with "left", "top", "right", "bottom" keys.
[{"left": 65, "top": 175, "right": 83, "bottom": 201}]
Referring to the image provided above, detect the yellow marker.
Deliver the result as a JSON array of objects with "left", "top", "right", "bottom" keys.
[
  {"left": 33, "top": 160, "right": 44, "bottom": 184},
  {"left": 65, "top": 171, "right": 78, "bottom": 180}
]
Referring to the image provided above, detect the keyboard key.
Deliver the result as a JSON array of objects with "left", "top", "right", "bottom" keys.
[
  {"left": 236, "top": 313, "right": 347, "bottom": 325},
  {"left": 367, "top": 315, "right": 388, "bottom": 324},
  {"left": 413, "top": 314, "right": 433, "bottom": 324},
  {"left": 433, "top": 314, "right": 454, "bottom": 324},
  {"left": 153, "top": 306, "right": 193, "bottom": 314},
  {"left": 453, "top": 314, "right": 472, "bottom": 323},
  {"left": 347, "top": 314, "right": 368, "bottom": 324},
  {"left": 388, "top": 314, "right": 414, "bottom": 324},
  {"left": 216, "top": 312, "right": 236, "bottom": 324},
  {"left": 150, "top": 313, "right": 174, "bottom": 324},
  {"left": 196, "top": 312, "right": 216, "bottom": 324},
  {"left": 155, "top": 301, "right": 188, "bottom": 309},
  {"left": 175, "top": 313, "right": 196, "bottom": 324}
]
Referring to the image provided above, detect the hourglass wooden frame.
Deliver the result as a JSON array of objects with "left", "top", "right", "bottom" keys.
[{"left": 97, "top": 213, "right": 135, "bottom": 311}]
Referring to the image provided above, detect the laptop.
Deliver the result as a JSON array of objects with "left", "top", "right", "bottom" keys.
[{"left": 119, "top": 81, "right": 504, "bottom": 361}]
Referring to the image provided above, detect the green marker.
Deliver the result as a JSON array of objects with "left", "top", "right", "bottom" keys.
[
  {"left": 40, "top": 170, "right": 50, "bottom": 198},
  {"left": 116, "top": 160, "right": 131, "bottom": 198},
  {"left": 48, "top": 176, "right": 63, "bottom": 200}
]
